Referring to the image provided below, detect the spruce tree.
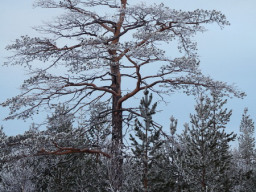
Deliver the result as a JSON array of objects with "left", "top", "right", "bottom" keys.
[
  {"left": 82, "top": 102, "right": 111, "bottom": 150},
  {"left": 238, "top": 108, "right": 255, "bottom": 169},
  {"left": 46, "top": 103, "right": 74, "bottom": 134},
  {"left": 236, "top": 108, "right": 256, "bottom": 192},
  {"left": 165, "top": 117, "right": 191, "bottom": 191},
  {"left": 129, "top": 89, "right": 163, "bottom": 192},
  {"left": 44, "top": 103, "right": 109, "bottom": 191},
  {"left": 178, "top": 93, "right": 236, "bottom": 191}
]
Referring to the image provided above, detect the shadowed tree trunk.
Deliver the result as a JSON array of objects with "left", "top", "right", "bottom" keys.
[{"left": 111, "top": 92, "right": 123, "bottom": 190}]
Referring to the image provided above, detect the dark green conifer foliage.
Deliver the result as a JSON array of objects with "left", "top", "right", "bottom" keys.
[
  {"left": 35, "top": 103, "right": 109, "bottom": 191},
  {"left": 129, "top": 89, "right": 163, "bottom": 192},
  {"left": 83, "top": 102, "right": 111, "bottom": 149},
  {"left": 179, "top": 93, "right": 236, "bottom": 192},
  {"left": 46, "top": 103, "right": 74, "bottom": 134},
  {"left": 32, "top": 104, "right": 76, "bottom": 191}
]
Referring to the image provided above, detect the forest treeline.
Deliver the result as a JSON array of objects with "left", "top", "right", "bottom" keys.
[{"left": 0, "top": 91, "right": 255, "bottom": 192}]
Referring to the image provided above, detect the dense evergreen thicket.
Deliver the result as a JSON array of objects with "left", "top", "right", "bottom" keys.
[{"left": 0, "top": 92, "right": 255, "bottom": 192}]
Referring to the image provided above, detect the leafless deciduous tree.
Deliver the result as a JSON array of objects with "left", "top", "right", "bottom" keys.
[{"left": 2, "top": 0, "right": 244, "bottom": 190}]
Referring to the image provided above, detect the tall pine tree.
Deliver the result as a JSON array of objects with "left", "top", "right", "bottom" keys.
[{"left": 178, "top": 93, "right": 236, "bottom": 191}]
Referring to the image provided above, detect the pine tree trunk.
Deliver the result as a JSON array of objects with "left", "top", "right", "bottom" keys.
[
  {"left": 109, "top": 1, "right": 126, "bottom": 190},
  {"left": 202, "top": 168, "right": 206, "bottom": 191},
  {"left": 111, "top": 94, "right": 123, "bottom": 191},
  {"left": 110, "top": 61, "right": 123, "bottom": 191}
]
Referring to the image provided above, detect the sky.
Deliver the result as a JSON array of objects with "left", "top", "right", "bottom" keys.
[{"left": 0, "top": 0, "right": 256, "bottom": 144}]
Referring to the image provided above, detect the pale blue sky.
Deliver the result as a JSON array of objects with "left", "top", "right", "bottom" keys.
[{"left": 0, "top": 0, "right": 255, "bottom": 142}]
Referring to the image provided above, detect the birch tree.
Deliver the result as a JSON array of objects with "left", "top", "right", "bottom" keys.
[{"left": 1, "top": 0, "right": 243, "bottom": 190}]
